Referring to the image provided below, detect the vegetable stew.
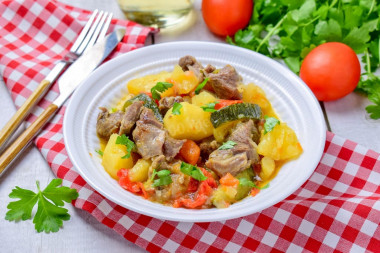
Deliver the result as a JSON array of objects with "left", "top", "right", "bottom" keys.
[{"left": 95, "top": 56, "right": 303, "bottom": 209}]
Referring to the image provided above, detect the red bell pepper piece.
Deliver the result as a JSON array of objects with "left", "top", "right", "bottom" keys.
[{"left": 214, "top": 99, "right": 243, "bottom": 110}]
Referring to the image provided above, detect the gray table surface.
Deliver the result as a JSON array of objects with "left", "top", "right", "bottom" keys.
[{"left": 1, "top": 1, "right": 379, "bottom": 252}]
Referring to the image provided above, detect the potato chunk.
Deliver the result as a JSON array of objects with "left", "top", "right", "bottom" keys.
[
  {"left": 260, "top": 156, "right": 276, "bottom": 181},
  {"left": 102, "top": 134, "right": 134, "bottom": 179},
  {"left": 127, "top": 71, "right": 174, "bottom": 97},
  {"left": 242, "top": 83, "right": 277, "bottom": 117},
  {"left": 211, "top": 185, "right": 237, "bottom": 208},
  {"left": 163, "top": 102, "right": 213, "bottom": 141},
  {"left": 171, "top": 65, "right": 199, "bottom": 94},
  {"left": 191, "top": 91, "right": 216, "bottom": 106},
  {"left": 129, "top": 159, "right": 151, "bottom": 182},
  {"left": 257, "top": 123, "right": 303, "bottom": 160}
]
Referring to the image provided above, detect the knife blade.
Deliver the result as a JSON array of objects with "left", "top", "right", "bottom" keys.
[{"left": 0, "top": 28, "right": 126, "bottom": 175}]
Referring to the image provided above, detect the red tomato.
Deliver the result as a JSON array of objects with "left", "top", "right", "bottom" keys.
[
  {"left": 202, "top": 0, "right": 253, "bottom": 37},
  {"left": 299, "top": 42, "right": 361, "bottom": 101}
]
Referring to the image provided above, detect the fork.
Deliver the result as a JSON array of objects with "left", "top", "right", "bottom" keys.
[{"left": 0, "top": 10, "right": 113, "bottom": 152}]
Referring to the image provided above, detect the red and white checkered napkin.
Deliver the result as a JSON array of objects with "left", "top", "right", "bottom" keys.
[{"left": 1, "top": 1, "right": 380, "bottom": 252}]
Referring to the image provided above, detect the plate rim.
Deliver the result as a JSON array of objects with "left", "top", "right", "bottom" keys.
[{"left": 63, "top": 41, "right": 326, "bottom": 222}]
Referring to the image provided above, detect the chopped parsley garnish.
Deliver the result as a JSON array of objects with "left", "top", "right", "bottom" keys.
[
  {"left": 95, "top": 149, "right": 103, "bottom": 156},
  {"left": 239, "top": 178, "right": 269, "bottom": 189},
  {"left": 172, "top": 102, "right": 182, "bottom": 115},
  {"left": 151, "top": 82, "right": 173, "bottom": 100},
  {"left": 218, "top": 140, "right": 237, "bottom": 150},
  {"left": 264, "top": 116, "right": 280, "bottom": 134},
  {"left": 5, "top": 179, "right": 78, "bottom": 233},
  {"left": 151, "top": 169, "right": 172, "bottom": 187},
  {"left": 194, "top": 77, "right": 209, "bottom": 94},
  {"left": 200, "top": 101, "right": 219, "bottom": 112},
  {"left": 115, "top": 134, "right": 135, "bottom": 159},
  {"left": 180, "top": 162, "right": 207, "bottom": 181}
]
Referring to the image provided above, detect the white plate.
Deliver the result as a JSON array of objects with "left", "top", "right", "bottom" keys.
[{"left": 64, "top": 41, "right": 326, "bottom": 222}]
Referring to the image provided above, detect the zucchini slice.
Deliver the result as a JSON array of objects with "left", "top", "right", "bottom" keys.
[
  {"left": 210, "top": 103, "right": 262, "bottom": 128},
  {"left": 123, "top": 93, "right": 163, "bottom": 122}
]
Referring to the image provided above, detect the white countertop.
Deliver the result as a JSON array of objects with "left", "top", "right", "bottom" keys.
[{"left": 1, "top": 1, "right": 379, "bottom": 252}]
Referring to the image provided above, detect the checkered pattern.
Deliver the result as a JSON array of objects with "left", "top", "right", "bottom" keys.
[{"left": 1, "top": 1, "right": 380, "bottom": 252}]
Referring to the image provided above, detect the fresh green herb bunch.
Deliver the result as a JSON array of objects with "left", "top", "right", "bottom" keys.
[
  {"left": 229, "top": 0, "right": 380, "bottom": 118},
  {"left": 5, "top": 179, "right": 78, "bottom": 233}
]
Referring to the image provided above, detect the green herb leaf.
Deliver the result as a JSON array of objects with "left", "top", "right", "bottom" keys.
[
  {"left": 5, "top": 179, "right": 78, "bottom": 233},
  {"left": 230, "top": 0, "right": 380, "bottom": 119},
  {"left": 152, "top": 169, "right": 172, "bottom": 187},
  {"left": 200, "top": 101, "right": 219, "bottom": 112},
  {"left": 366, "top": 105, "right": 380, "bottom": 119},
  {"left": 239, "top": 178, "right": 269, "bottom": 189},
  {"left": 172, "top": 102, "right": 182, "bottom": 115},
  {"left": 264, "top": 116, "right": 280, "bottom": 134},
  {"left": 151, "top": 82, "right": 173, "bottom": 100},
  {"left": 157, "top": 170, "right": 171, "bottom": 177},
  {"left": 152, "top": 176, "right": 173, "bottom": 187},
  {"left": 95, "top": 150, "right": 103, "bottom": 156},
  {"left": 194, "top": 77, "right": 209, "bottom": 94},
  {"left": 218, "top": 140, "right": 237, "bottom": 150},
  {"left": 41, "top": 179, "right": 79, "bottom": 207},
  {"left": 116, "top": 134, "right": 135, "bottom": 159},
  {"left": 5, "top": 187, "right": 38, "bottom": 221},
  {"left": 180, "top": 162, "right": 207, "bottom": 181}
]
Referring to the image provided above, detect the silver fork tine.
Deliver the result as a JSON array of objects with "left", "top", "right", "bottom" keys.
[
  {"left": 70, "top": 10, "right": 99, "bottom": 53},
  {"left": 0, "top": 9, "right": 114, "bottom": 154},
  {"left": 76, "top": 11, "right": 105, "bottom": 54},
  {"left": 97, "top": 13, "right": 113, "bottom": 41},
  {"left": 85, "top": 12, "right": 110, "bottom": 50}
]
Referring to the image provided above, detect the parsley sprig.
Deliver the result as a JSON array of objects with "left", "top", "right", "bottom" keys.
[
  {"left": 218, "top": 140, "right": 237, "bottom": 150},
  {"left": 229, "top": 0, "right": 380, "bottom": 118},
  {"left": 194, "top": 77, "right": 209, "bottom": 94},
  {"left": 180, "top": 162, "right": 207, "bottom": 181},
  {"left": 151, "top": 82, "right": 173, "bottom": 100},
  {"left": 151, "top": 169, "right": 173, "bottom": 187},
  {"left": 5, "top": 179, "right": 78, "bottom": 233},
  {"left": 95, "top": 149, "right": 103, "bottom": 156},
  {"left": 264, "top": 116, "right": 280, "bottom": 134},
  {"left": 356, "top": 49, "right": 380, "bottom": 119},
  {"left": 115, "top": 134, "right": 135, "bottom": 159},
  {"left": 239, "top": 178, "right": 269, "bottom": 190},
  {"left": 172, "top": 102, "right": 182, "bottom": 115},
  {"left": 201, "top": 101, "right": 219, "bottom": 112}
]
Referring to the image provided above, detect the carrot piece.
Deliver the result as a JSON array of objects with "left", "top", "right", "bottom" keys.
[
  {"left": 214, "top": 99, "right": 243, "bottom": 110},
  {"left": 219, "top": 173, "right": 239, "bottom": 187},
  {"left": 179, "top": 140, "right": 201, "bottom": 165},
  {"left": 250, "top": 188, "right": 260, "bottom": 197}
]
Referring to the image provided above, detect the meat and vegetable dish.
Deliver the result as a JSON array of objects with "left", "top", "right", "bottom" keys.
[{"left": 95, "top": 56, "right": 303, "bottom": 209}]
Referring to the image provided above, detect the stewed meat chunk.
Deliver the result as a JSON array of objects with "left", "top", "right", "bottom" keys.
[
  {"left": 159, "top": 96, "right": 184, "bottom": 115},
  {"left": 119, "top": 101, "right": 144, "bottom": 135},
  {"left": 96, "top": 107, "right": 124, "bottom": 139},
  {"left": 132, "top": 108, "right": 166, "bottom": 159},
  {"left": 206, "top": 65, "right": 242, "bottom": 100},
  {"left": 206, "top": 120, "right": 259, "bottom": 177}
]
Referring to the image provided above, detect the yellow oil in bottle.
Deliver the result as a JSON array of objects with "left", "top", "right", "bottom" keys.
[{"left": 117, "top": 0, "right": 193, "bottom": 28}]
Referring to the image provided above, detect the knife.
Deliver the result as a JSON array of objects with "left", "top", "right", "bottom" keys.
[{"left": 0, "top": 28, "right": 126, "bottom": 175}]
